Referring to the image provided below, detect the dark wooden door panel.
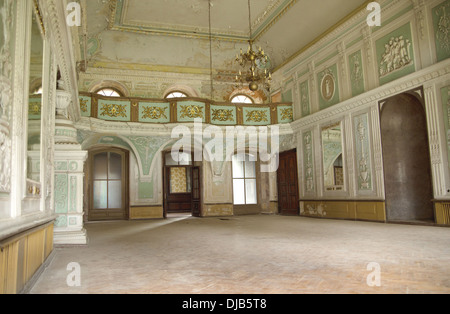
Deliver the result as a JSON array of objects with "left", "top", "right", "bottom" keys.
[{"left": 277, "top": 150, "right": 299, "bottom": 216}]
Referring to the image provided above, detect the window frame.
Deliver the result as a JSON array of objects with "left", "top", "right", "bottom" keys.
[
  {"left": 165, "top": 91, "right": 189, "bottom": 99},
  {"left": 95, "top": 88, "right": 123, "bottom": 98},
  {"left": 230, "top": 94, "right": 254, "bottom": 104},
  {"left": 232, "top": 153, "right": 258, "bottom": 205}
]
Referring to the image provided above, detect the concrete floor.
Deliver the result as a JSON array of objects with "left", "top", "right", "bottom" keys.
[{"left": 30, "top": 215, "right": 450, "bottom": 294}]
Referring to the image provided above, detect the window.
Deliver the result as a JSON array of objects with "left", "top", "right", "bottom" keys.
[
  {"left": 165, "top": 91, "right": 188, "bottom": 99},
  {"left": 92, "top": 152, "right": 123, "bottom": 210},
  {"left": 231, "top": 95, "right": 253, "bottom": 104},
  {"left": 232, "top": 154, "right": 257, "bottom": 205},
  {"left": 32, "top": 86, "right": 42, "bottom": 95},
  {"left": 96, "top": 88, "right": 122, "bottom": 97}
]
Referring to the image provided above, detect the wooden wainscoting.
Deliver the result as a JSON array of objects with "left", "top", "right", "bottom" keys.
[
  {"left": 300, "top": 201, "right": 386, "bottom": 222},
  {"left": 0, "top": 222, "right": 54, "bottom": 294},
  {"left": 435, "top": 203, "right": 450, "bottom": 226}
]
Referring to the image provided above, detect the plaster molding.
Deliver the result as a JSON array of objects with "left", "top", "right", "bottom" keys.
[{"left": 291, "top": 59, "right": 450, "bottom": 131}]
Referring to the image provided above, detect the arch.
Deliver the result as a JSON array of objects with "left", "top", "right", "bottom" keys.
[
  {"left": 380, "top": 92, "right": 434, "bottom": 222},
  {"left": 163, "top": 85, "right": 199, "bottom": 99},
  {"left": 230, "top": 94, "right": 254, "bottom": 104},
  {"left": 88, "top": 80, "right": 129, "bottom": 97}
]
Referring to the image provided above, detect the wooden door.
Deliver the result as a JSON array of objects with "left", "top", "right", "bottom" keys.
[
  {"left": 192, "top": 167, "right": 201, "bottom": 217},
  {"left": 277, "top": 150, "right": 299, "bottom": 216},
  {"left": 166, "top": 166, "right": 192, "bottom": 214},
  {"left": 89, "top": 149, "right": 129, "bottom": 221}
]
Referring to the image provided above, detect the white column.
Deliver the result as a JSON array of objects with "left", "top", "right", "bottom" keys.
[{"left": 53, "top": 81, "right": 88, "bottom": 245}]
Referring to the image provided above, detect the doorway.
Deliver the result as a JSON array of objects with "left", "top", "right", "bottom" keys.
[
  {"left": 277, "top": 149, "right": 300, "bottom": 216},
  {"left": 163, "top": 151, "right": 201, "bottom": 218},
  {"left": 380, "top": 92, "right": 434, "bottom": 223},
  {"left": 88, "top": 148, "right": 129, "bottom": 221}
]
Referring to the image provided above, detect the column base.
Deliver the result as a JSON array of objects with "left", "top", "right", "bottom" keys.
[{"left": 53, "top": 228, "right": 88, "bottom": 246}]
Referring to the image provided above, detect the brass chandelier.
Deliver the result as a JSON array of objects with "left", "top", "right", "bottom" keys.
[{"left": 235, "top": 0, "right": 272, "bottom": 92}]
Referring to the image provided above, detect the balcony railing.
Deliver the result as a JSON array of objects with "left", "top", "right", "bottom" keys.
[{"left": 78, "top": 93, "right": 293, "bottom": 126}]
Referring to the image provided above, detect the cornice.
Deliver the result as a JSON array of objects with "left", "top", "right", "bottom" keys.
[{"left": 290, "top": 59, "right": 450, "bottom": 131}]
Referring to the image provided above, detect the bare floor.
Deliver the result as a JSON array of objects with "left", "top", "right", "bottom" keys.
[{"left": 30, "top": 215, "right": 450, "bottom": 294}]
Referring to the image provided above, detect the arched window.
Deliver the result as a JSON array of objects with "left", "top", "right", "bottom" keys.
[
  {"left": 165, "top": 91, "right": 188, "bottom": 99},
  {"left": 32, "top": 86, "right": 43, "bottom": 95},
  {"left": 231, "top": 94, "right": 254, "bottom": 104},
  {"left": 232, "top": 154, "right": 257, "bottom": 205},
  {"left": 96, "top": 88, "right": 122, "bottom": 97}
]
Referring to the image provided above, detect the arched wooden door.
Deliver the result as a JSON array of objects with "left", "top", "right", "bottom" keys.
[
  {"left": 88, "top": 148, "right": 129, "bottom": 221},
  {"left": 380, "top": 93, "right": 434, "bottom": 222}
]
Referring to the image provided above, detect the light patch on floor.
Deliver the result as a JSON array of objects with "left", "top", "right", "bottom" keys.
[{"left": 30, "top": 215, "right": 450, "bottom": 294}]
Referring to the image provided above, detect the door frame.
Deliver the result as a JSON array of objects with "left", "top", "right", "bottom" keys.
[
  {"left": 277, "top": 149, "right": 300, "bottom": 216},
  {"left": 87, "top": 147, "right": 130, "bottom": 221},
  {"left": 162, "top": 151, "right": 200, "bottom": 218}
]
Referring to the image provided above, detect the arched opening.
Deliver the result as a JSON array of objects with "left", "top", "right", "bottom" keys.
[
  {"left": 380, "top": 92, "right": 434, "bottom": 223},
  {"left": 87, "top": 147, "right": 129, "bottom": 221}
]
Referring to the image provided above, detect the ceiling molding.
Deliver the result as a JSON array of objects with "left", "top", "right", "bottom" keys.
[{"left": 107, "top": 0, "right": 297, "bottom": 42}]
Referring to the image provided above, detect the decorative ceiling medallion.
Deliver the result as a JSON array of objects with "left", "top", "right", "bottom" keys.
[{"left": 320, "top": 69, "right": 336, "bottom": 102}]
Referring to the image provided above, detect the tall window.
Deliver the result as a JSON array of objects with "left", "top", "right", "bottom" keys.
[
  {"left": 93, "top": 152, "right": 123, "bottom": 210},
  {"left": 232, "top": 154, "right": 257, "bottom": 205},
  {"left": 96, "top": 88, "right": 122, "bottom": 97},
  {"left": 231, "top": 95, "right": 253, "bottom": 104},
  {"left": 165, "top": 91, "right": 188, "bottom": 99}
]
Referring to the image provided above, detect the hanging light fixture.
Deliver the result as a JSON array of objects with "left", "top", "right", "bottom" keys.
[{"left": 235, "top": 0, "right": 272, "bottom": 92}]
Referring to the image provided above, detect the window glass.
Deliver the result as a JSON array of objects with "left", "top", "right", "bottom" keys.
[
  {"left": 232, "top": 154, "right": 257, "bottom": 205},
  {"left": 166, "top": 92, "right": 188, "bottom": 99},
  {"left": 96, "top": 88, "right": 121, "bottom": 97},
  {"left": 231, "top": 95, "right": 253, "bottom": 104}
]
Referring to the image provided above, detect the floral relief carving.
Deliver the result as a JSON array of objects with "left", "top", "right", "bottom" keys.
[
  {"left": 246, "top": 110, "right": 268, "bottom": 123},
  {"left": 100, "top": 103, "right": 128, "bottom": 118},
  {"left": 179, "top": 104, "right": 203, "bottom": 119},
  {"left": 142, "top": 106, "right": 168, "bottom": 120},
  {"left": 436, "top": 4, "right": 450, "bottom": 54},
  {"left": 211, "top": 108, "right": 234, "bottom": 122},
  {"left": 279, "top": 108, "right": 293, "bottom": 121}
]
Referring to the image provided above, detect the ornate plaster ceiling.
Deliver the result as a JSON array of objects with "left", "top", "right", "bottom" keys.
[{"left": 82, "top": 0, "right": 368, "bottom": 79}]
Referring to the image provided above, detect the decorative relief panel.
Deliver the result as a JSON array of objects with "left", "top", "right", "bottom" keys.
[
  {"left": 277, "top": 106, "right": 293, "bottom": 123},
  {"left": 28, "top": 97, "right": 42, "bottom": 119},
  {"left": 79, "top": 96, "right": 92, "bottom": 117},
  {"left": 54, "top": 174, "right": 68, "bottom": 214},
  {"left": 243, "top": 107, "right": 271, "bottom": 125},
  {"left": 353, "top": 113, "right": 373, "bottom": 191},
  {"left": 349, "top": 50, "right": 365, "bottom": 97},
  {"left": 318, "top": 64, "right": 340, "bottom": 110},
  {"left": 97, "top": 99, "right": 131, "bottom": 121},
  {"left": 303, "top": 130, "right": 315, "bottom": 193},
  {"left": 299, "top": 80, "right": 310, "bottom": 117},
  {"left": 139, "top": 102, "right": 170, "bottom": 123},
  {"left": 441, "top": 86, "right": 450, "bottom": 168},
  {"left": 210, "top": 105, "right": 236, "bottom": 125},
  {"left": 376, "top": 23, "right": 415, "bottom": 85},
  {"left": 433, "top": 0, "right": 450, "bottom": 62},
  {"left": 177, "top": 101, "right": 205, "bottom": 122}
]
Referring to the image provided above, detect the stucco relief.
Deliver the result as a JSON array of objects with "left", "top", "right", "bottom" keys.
[
  {"left": 379, "top": 36, "right": 413, "bottom": 78},
  {"left": 0, "top": 0, "right": 13, "bottom": 193}
]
